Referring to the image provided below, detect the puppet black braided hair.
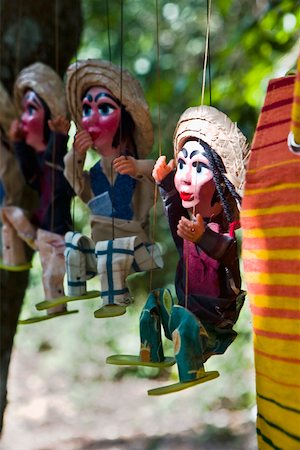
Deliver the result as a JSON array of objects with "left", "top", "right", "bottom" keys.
[
  {"left": 199, "top": 138, "right": 241, "bottom": 224},
  {"left": 112, "top": 106, "right": 138, "bottom": 159}
]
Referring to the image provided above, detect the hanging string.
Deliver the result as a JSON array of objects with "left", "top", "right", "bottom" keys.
[
  {"left": 71, "top": 10, "right": 81, "bottom": 232},
  {"left": 105, "top": 0, "right": 112, "bottom": 62},
  {"left": 110, "top": 0, "right": 124, "bottom": 240},
  {"left": 207, "top": 0, "right": 212, "bottom": 106},
  {"left": 201, "top": 0, "right": 211, "bottom": 106},
  {"left": 50, "top": 0, "right": 60, "bottom": 233},
  {"left": 149, "top": 0, "right": 162, "bottom": 292},
  {"left": 15, "top": 0, "right": 23, "bottom": 79},
  {"left": 186, "top": 0, "right": 212, "bottom": 309}
]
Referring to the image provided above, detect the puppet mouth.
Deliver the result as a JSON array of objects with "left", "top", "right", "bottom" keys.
[
  {"left": 180, "top": 192, "right": 194, "bottom": 202},
  {"left": 88, "top": 129, "right": 101, "bottom": 141}
]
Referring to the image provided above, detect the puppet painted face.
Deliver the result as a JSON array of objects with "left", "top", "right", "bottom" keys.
[
  {"left": 174, "top": 140, "right": 215, "bottom": 209},
  {"left": 81, "top": 86, "right": 121, "bottom": 154},
  {"left": 21, "top": 90, "right": 46, "bottom": 151}
]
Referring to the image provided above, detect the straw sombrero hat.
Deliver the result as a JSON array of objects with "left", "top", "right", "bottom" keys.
[
  {"left": 0, "top": 82, "right": 16, "bottom": 134},
  {"left": 66, "top": 59, "right": 154, "bottom": 158},
  {"left": 173, "top": 106, "right": 249, "bottom": 197},
  {"left": 14, "top": 62, "right": 67, "bottom": 118}
]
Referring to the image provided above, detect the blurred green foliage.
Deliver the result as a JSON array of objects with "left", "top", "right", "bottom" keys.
[{"left": 17, "top": 0, "right": 300, "bottom": 414}]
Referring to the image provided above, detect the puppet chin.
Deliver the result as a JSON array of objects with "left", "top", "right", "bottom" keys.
[{"left": 181, "top": 197, "right": 199, "bottom": 209}]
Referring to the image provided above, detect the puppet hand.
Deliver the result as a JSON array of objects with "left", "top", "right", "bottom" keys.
[
  {"left": 177, "top": 214, "right": 204, "bottom": 242},
  {"left": 48, "top": 115, "right": 70, "bottom": 135},
  {"left": 152, "top": 155, "right": 175, "bottom": 183},
  {"left": 8, "top": 119, "right": 24, "bottom": 142},
  {"left": 113, "top": 155, "right": 137, "bottom": 177},
  {"left": 74, "top": 130, "right": 93, "bottom": 156}
]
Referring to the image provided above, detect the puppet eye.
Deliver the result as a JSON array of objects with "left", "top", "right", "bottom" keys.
[
  {"left": 192, "top": 161, "right": 202, "bottom": 173},
  {"left": 82, "top": 104, "right": 92, "bottom": 117},
  {"left": 98, "top": 103, "right": 116, "bottom": 116},
  {"left": 27, "top": 104, "right": 37, "bottom": 116},
  {"left": 178, "top": 158, "right": 185, "bottom": 169}
]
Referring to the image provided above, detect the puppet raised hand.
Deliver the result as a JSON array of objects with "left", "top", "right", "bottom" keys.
[
  {"left": 8, "top": 118, "right": 25, "bottom": 143},
  {"left": 113, "top": 155, "right": 137, "bottom": 177},
  {"left": 177, "top": 214, "right": 204, "bottom": 243},
  {"left": 48, "top": 115, "right": 70, "bottom": 136},
  {"left": 152, "top": 155, "right": 175, "bottom": 183},
  {"left": 74, "top": 129, "right": 93, "bottom": 157}
]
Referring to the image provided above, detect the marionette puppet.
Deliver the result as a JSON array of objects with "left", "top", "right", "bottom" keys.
[
  {"left": 0, "top": 82, "right": 25, "bottom": 214},
  {"left": 37, "top": 59, "right": 162, "bottom": 319},
  {"left": 108, "top": 106, "right": 249, "bottom": 394},
  {"left": 241, "top": 53, "right": 300, "bottom": 449},
  {"left": 0, "top": 63, "right": 75, "bottom": 323}
]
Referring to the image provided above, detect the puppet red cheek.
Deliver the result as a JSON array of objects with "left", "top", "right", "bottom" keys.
[{"left": 82, "top": 113, "right": 120, "bottom": 140}]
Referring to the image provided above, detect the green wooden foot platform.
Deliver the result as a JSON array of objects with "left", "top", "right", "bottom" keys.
[
  {"left": 36, "top": 290, "right": 100, "bottom": 310},
  {"left": 106, "top": 354, "right": 175, "bottom": 368},
  {"left": 18, "top": 309, "right": 78, "bottom": 325},
  {"left": 148, "top": 370, "right": 220, "bottom": 396}
]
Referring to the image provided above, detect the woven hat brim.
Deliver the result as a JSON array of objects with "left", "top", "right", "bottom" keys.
[
  {"left": 174, "top": 106, "right": 250, "bottom": 197},
  {"left": 14, "top": 63, "right": 67, "bottom": 119},
  {"left": 66, "top": 59, "right": 153, "bottom": 158}
]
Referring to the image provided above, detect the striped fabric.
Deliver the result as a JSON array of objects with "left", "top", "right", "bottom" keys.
[
  {"left": 65, "top": 231, "right": 97, "bottom": 296},
  {"left": 95, "top": 236, "right": 163, "bottom": 306},
  {"left": 241, "top": 74, "right": 300, "bottom": 449}
]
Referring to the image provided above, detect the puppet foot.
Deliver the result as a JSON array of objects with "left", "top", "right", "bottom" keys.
[
  {"left": 147, "top": 370, "right": 219, "bottom": 396},
  {"left": 18, "top": 309, "right": 78, "bottom": 325},
  {"left": 35, "top": 290, "right": 101, "bottom": 310},
  {"left": 106, "top": 354, "right": 175, "bottom": 368},
  {"left": 94, "top": 304, "right": 127, "bottom": 318},
  {"left": 0, "top": 259, "right": 32, "bottom": 271}
]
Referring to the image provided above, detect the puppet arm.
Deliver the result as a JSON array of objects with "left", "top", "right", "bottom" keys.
[
  {"left": 63, "top": 148, "right": 93, "bottom": 204},
  {"left": 158, "top": 170, "right": 188, "bottom": 252},
  {"left": 113, "top": 156, "right": 155, "bottom": 181},
  {"left": 48, "top": 115, "right": 70, "bottom": 136},
  {"left": 0, "top": 139, "right": 25, "bottom": 206}
]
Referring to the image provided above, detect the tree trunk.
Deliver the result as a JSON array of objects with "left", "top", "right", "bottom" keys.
[{"left": 0, "top": 0, "right": 83, "bottom": 433}]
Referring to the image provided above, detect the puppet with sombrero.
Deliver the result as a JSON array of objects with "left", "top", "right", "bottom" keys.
[
  {"left": 37, "top": 59, "right": 162, "bottom": 318},
  {"left": 108, "top": 105, "right": 249, "bottom": 394}
]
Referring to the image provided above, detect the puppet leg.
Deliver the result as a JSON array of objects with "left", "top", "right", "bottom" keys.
[
  {"left": 19, "top": 230, "right": 78, "bottom": 324},
  {"left": 64, "top": 231, "right": 98, "bottom": 298},
  {"left": 0, "top": 206, "right": 35, "bottom": 270},
  {"left": 107, "top": 288, "right": 175, "bottom": 367},
  {"left": 148, "top": 305, "right": 219, "bottom": 395},
  {"left": 94, "top": 237, "right": 136, "bottom": 318},
  {"left": 95, "top": 238, "right": 163, "bottom": 319},
  {"left": 35, "top": 231, "right": 100, "bottom": 311}
]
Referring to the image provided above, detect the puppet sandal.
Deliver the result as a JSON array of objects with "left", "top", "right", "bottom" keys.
[
  {"left": 0, "top": 260, "right": 32, "bottom": 271},
  {"left": 106, "top": 354, "right": 175, "bottom": 367},
  {"left": 147, "top": 369, "right": 219, "bottom": 395},
  {"left": 18, "top": 308, "right": 78, "bottom": 324},
  {"left": 36, "top": 290, "right": 100, "bottom": 310},
  {"left": 94, "top": 304, "right": 127, "bottom": 318}
]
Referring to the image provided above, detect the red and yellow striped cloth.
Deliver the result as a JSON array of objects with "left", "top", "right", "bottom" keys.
[{"left": 241, "top": 74, "right": 300, "bottom": 449}]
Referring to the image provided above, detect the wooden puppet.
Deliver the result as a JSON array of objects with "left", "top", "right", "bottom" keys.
[
  {"left": 0, "top": 63, "right": 74, "bottom": 322},
  {"left": 241, "top": 54, "right": 300, "bottom": 449},
  {"left": 44, "top": 59, "right": 162, "bottom": 318},
  {"left": 107, "top": 105, "right": 249, "bottom": 394}
]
